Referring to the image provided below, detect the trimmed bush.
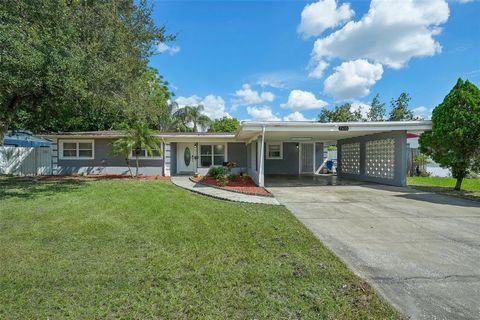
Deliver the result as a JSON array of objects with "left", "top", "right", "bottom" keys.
[{"left": 208, "top": 166, "right": 230, "bottom": 179}]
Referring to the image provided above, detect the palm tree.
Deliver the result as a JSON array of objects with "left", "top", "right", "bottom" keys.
[
  {"left": 112, "top": 138, "right": 135, "bottom": 177},
  {"left": 113, "top": 122, "right": 162, "bottom": 177},
  {"left": 186, "top": 105, "right": 211, "bottom": 132},
  {"left": 172, "top": 105, "right": 211, "bottom": 132}
]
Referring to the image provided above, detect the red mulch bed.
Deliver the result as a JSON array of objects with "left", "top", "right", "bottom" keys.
[
  {"left": 40, "top": 174, "right": 170, "bottom": 181},
  {"left": 190, "top": 176, "right": 272, "bottom": 197}
]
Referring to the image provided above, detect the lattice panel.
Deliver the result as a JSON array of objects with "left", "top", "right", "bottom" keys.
[
  {"left": 366, "top": 138, "right": 395, "bottom": 179},
  {"left": 341, "top": 142, "right": 360, "bottom": 175}
]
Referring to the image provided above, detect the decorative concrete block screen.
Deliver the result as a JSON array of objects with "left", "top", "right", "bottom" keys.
[
  {"left": 365, "top": 138, "right": 395, "bottom": 179},
  {"left": 341, "top": 142, "right": 360, "bottom": 175}
]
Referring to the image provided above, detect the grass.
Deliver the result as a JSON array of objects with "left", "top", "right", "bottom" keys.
[
  {"left": 408, "top": 176, "right": 480, "bottom": 201},
  {"left": 0, "top": 177, "right": 400, "bottom": 319}
]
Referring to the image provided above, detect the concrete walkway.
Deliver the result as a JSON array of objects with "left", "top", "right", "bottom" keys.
[
  {"left": 269, "top": 184, "right": 480, "bottom": 320},
  {"left": 171, "top": 176, "right": 280, "bottom": 205}
]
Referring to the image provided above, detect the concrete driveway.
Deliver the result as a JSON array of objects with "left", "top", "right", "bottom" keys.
[{"left": 268, "top": 182, "right": 480, "bottom": 320}]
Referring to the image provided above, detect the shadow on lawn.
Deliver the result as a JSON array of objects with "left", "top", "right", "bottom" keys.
[
  {"left": 398, "top": 186, "right": 480, "bottom": 207},
  {"left": 0, "top": 176, "right": 88, "bottom": 201}
]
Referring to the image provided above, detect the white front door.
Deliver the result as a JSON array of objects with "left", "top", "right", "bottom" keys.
[
  {"left": 300, "top": 143, "right": 315, "bottom": 174},
  {"left": 177, "top": 143, "right": 196, "bottom": 173}
]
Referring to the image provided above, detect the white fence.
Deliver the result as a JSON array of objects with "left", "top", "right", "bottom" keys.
[{"left": 0, "top": 146, "right": 52, "bottom": 176}]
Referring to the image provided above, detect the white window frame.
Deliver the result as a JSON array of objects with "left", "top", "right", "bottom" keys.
[
  {"left": 128, "top": 146, "right": 163, "bottom": 160},
  {"left": 59, "top": 139, "right": 95, "bottom": 160},
  {"left": 199, "top": 143, "right": 227, "bottom": 168},
  {"left": 266, "top": 142, "right": 283, "bottom": 160}
]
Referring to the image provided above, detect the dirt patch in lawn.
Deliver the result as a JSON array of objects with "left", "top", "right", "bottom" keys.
[{"left": 191, "top": 176, "right": 272, "bottom": 197}]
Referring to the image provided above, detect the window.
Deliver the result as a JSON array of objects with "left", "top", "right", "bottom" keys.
[
  {"left": 266, "top": 142, "right": 283, "bottom": 159},
  {"left": 59, "top": 140, "right": 94, "bottom": 159},
  {"left": 129, "top": 147, "right": 162, "bottom": 159},
  {"left": 200, "top": 144, "right": 225, "bottom": 167}
]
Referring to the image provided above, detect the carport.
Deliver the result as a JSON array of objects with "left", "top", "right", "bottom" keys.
[{"left": 235, "top": 121, "right": 432, "bottom": 187}]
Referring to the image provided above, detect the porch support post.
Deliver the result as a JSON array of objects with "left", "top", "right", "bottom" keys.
[{"left": 258, "top": 125, "right": 266, "bottom": 187}]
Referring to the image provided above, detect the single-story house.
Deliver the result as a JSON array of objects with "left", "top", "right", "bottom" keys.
[{"left": 41, "top": 120, "right": 432, "bottom": 187}]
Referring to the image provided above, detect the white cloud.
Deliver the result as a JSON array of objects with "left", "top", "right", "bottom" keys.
[
  {"left": 350, "top": 101, "right": 371, "bottom": 119},
  {"left": 298, "top": 0, "right": 354, "bottom": 38},
  {"left": 157, "top": 42, "right": 181, "bottom": 55},
  {"left": 283, "top": 111, "right": 315, "bottom": 121},
  {"left": 201, "top": 95, "right": 230, "bottom": 119},
  {"left": 175, "top": 94, "right": 229, "bottom": 119},
  {"left": 308, "top": 60, "right": 329, "bottom": 79},
  {"left": 246, "top": 106, "right": 281, "bottom": 121},
  {"left": 281, "top": 90, "right": 328, "bottom": 110},
  {"left": 175, "top": 95, "right": 200, "bottom": 108},
  {"left": 412, "top": 106, "right": 434, "bottom": 119},
  {"left": 311, "top": 0, "right": 449, "bottom": 69},
  {"left": 323, "top": 59, "right": 383, "bottom": 100},
  {"left": 233, "top": 84, "right": 275, "bottom": 105}
]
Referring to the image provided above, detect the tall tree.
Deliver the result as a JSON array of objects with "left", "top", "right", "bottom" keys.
[
  {"left": 114, "top": 122, "right": 162, "bottom": 177},
  {"left": 123, "top": 68, "right": 173, "bottom": 130},
  {"left": 389, "top": 93, "right": 414, "bottom": 121},
  {"left": 318, "top": 103, "right": 362, "bottom": 123},
  {"left": 172, "top": 105, "right": 211, "bottom": 132},
  {"left": 419, "top": 79, "right": 480, "bottom": 190},
  {"left": 208, "top": 117, "right": 240, "bottom": 133},
  {"left": 0, "top": 0, "right": 174, "bottom": 143},
  {"left": 367, "top": 94, "right": 386, "bottom": 121}
]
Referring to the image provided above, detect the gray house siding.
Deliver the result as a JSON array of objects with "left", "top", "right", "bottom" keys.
[
  {"left": 227, "top": 142, "right": 247, "bottom": 174},
  {"left": 264, "top": 142, "right": 299, "bottom": 175},
  {"left": 170, "top": 142, "right": 177, "bottom": 175},
  {"left": 337, "top": 131, "right": 407, "bottom": 187},
  {"left": 315, "top": 142, "right": 324, "bottom": 172},
  {"left": 56, "top": 138, "right": 164, "bottom": 175}
]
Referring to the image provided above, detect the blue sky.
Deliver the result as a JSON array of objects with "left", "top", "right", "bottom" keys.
[{"left": 149, "top": 0, "right": 480, "bottom": 121}]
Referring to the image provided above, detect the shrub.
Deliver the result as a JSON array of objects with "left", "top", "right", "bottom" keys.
[
  {"left": 216, "top": 174, "right": 229, "bottom": 187},
  {"left": 208, "top": 166, "right": 230, "bottom": 179}
]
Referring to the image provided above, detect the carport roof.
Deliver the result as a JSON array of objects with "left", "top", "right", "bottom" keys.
[
  {"left": 236, "top": 120, "right": 432, "bottom": 141},
  {"left": 40, "top": 120, "right": 432, "bottom": 142}
]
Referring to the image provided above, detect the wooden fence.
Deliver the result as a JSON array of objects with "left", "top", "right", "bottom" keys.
[{"left": 0, "top": 146, "right": 52, "bottom": 176}]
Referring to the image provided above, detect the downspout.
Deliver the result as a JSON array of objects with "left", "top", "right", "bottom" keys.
[{"left": 258, "top": 125, "right": 266, "bottom": 187}]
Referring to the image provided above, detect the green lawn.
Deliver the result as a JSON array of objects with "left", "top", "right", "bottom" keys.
[
  {"left": 0, "top": 178, "right": 400, "bottom": 319},
  {"left": 408, "top": 176, "right": 480, "bottom": 201}
]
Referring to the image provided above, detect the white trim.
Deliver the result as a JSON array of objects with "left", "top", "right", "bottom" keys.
[
  {"left": 266, "top": 142, "right": 283, "bottom": 160},
  {"left": 58, "top": 139, "right": 95, "bottom": 160},
  {"left": 259, "top": 126, "right": 265, "bottom": 187}
]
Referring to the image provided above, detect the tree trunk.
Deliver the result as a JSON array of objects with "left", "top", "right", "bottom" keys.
[
  {"left": 454, "top": 177, "right": 463, "bottom": 191},
  {"left": 135, "top": 155, "right": 139, "bottom": 177},
  {"left": 125, "top": 158, "right": 133, "bottom": 177}
]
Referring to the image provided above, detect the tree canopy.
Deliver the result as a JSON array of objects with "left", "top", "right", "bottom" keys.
[
  {"left": 208, "top": 117, "right": 239, "bottom": 133},
  {"left": 419, "top": 79, "right": 480, "bottom": 190},
  {"left": 367, "top": 94, "right": 386, "bottom": 121},
  {"left": 0, "top": 0, "right": 174, "bottom": 142},
  {"left": 389, "top": 93, "right": 414, "bottom": 121},
  {"left": 318, "top": 103, "right": 362, "bottom": 123}
]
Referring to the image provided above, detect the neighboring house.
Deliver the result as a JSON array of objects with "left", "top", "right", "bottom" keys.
[
  {"left": 407, "top": 133, "right": 451, "bottom": 177},
  {"left": 40, "top": 120, "right": 432, "bottom": 187}
]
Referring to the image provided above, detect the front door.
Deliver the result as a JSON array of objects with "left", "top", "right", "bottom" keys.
[
  {"left": 177, "top": 143, "right": 196, "bottom": 174},
  {"left": 300, "top": 143, "right": 315, "bottom": 174}
]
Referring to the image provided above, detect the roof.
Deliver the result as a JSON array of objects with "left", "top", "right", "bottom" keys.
[
  {"left": 39, "top": 130, "right": 235, "bottom": 139},
  {"left": 39, "top": 120, "right": 432, "bottom": 141}
]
